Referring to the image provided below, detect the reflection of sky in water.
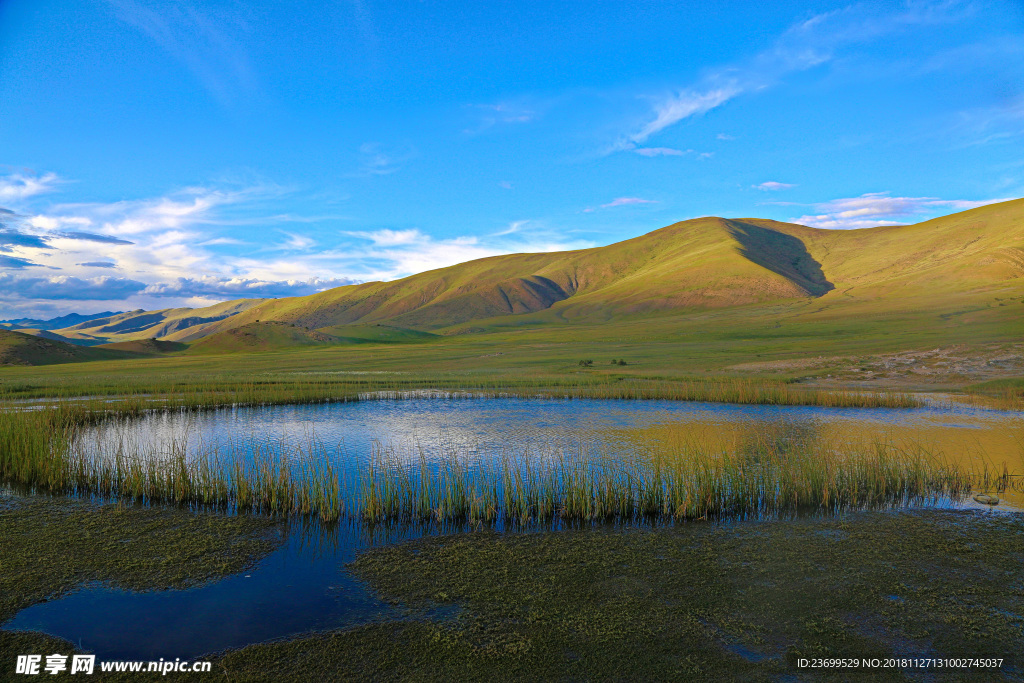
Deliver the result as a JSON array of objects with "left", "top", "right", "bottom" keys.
[
  {"left": 4, "top": 516, "right": 465, "bottom": 661},
  {"left": 14, "top": 398, "right": 1023, "bottom": 660},
  {"left": 80, "top": 398, "right": 1023, "bottom": 470}
]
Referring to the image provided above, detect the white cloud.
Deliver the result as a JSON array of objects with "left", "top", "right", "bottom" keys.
[
  {"left": 605, "top": 197, "right": 657, "bottom": 209},
  {"left": 355, "top": 143, "right": 414, "bottom": 176},
  {"left": 280, "top": 232, "right": 315, "bottom": 250},
  {"left": 755, "top": 181, "right": 796, "bottom": 191},
  {"left": 493, "top": 220, "right": 528, "bottom": 237},
  {"left": 340, "top": 224, "right": 592, "bottom": 281},
  {"left": 632, "top": 87, "right": 742, "bottom": 143},
  {"left": 346, "top": 228, "right": 426, "bottom": 247},
  {"left": 582, "top": 197, "right": 659, "bottom": 213},
  {"left": 1, "top": 171, "right": 592, "bottom": 316},
  {"left": 142, "top": 275, "right": 356, "bottom": 299},
  {"left": 29, "top": 215, "right": 91, "bottom": 230},
  {"left": 633, "top": 147, "right": 688, "bottom": 157},
  {"left": 794, "top": 192, "right": 1016, "bottom": 229},
  {"left": 0, "top": 172, "right": 60, "bottom": 203}
]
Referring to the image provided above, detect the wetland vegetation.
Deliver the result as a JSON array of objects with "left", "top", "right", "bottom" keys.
[
  {"left": 0, "top": 386, "right": 1013, "bottom": 525},
  {"left": 3, "top": 498, "right": 1022, "bottom": 681},
  {"left": 1, "top": 370, "right": 1022, "bottom": 679}
]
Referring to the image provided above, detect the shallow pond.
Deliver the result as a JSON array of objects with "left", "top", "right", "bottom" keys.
[
  {"left": 78, "top": 395, "right": 1024, "bottom": 473},
  {"left": 6, "top": 397, "right": 1023, "bottom": 659}
]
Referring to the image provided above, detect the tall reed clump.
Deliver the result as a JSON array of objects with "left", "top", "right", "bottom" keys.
[{"left": 355, "top": 435, "right": 978, "bottom": 523}]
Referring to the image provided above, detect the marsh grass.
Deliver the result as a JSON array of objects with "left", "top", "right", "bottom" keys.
[
  {"left": 961, "top": 387, "right": 1024, "bottom": 412},
  {"left": 1, "top": 397, "right": 1006, "bottom": 526},
  {"left": 359, "top": 377, "right": 922, "bottom": 408},
  {"left": 0, "top": 375, "right": 922, "bottom": 409}
]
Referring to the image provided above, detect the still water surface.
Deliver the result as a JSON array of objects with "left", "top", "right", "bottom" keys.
[{"left": 6, "top": 398, "right": 1022, "bottom": 659}]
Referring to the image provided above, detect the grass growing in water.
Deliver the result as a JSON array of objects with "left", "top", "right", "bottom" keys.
[
  {"left": 0, "top": 398, "right": 1003, "bottom": 525},
  {"left": 0, "top": 375, "right": 922, "bottom": 408}
]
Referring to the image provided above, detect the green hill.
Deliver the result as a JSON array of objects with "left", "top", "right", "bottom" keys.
[
  {"left": 316, "top": 324, "right": 439, "bottom": 343},
  {"left": 9, "top": 199, "right": 1023, "bottom": 363},
  {"left": 189, "top": 199, "right": 1024, "bottom": 341},
  {"left": 95, "top": 339, "right": 188, "bottom": 355},
  {"left": 0, "top": 329, "right": 131, "bottom": 366},
  {"left": 185, "top": 321, "right": 347, "bottom": 355}
]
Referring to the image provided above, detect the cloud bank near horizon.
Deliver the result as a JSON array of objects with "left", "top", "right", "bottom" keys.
[{"left": 0, "top": 171, "right": 594, "bottom": 318}]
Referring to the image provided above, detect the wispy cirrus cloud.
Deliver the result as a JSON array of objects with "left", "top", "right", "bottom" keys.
[
  {"left": 950, "top": 96, "right": 1024, "bottom": 147},
  {"left": 583, "top": 197, "right": 659, "bottom": 213},
  {"left": 613, "top": 2, "right": 972, "bottom": 153},
  {"left": 632, "top": 147, "right": 686, "bottom": 157},
  {"left": 0, "top": 172, "right": 61, "bottom": 203},
  {"left": 465, "top": 101, "right": 537, "bottom": 134},
  {"left": 103, "top": 0, "right": 257, "bottom": 105},
  {"left": 603, "top": 197, "right": 658, "bottom": 209},
  {"left": 354, "top": 143, "right": 415, "bottom": 176},
  {"left": 345, "top": 228, "right": 425, "bottom": 247},
  {"left": 632, "top": 87, "right": 742, "bottom": 144},
  {"left": 755, "top": 181, "right": 796, "bottom": 191},
  {"left": 794, "top": 192, "right": 1016, "bottom": 229}
]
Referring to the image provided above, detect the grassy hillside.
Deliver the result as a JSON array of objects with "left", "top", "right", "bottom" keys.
[
  {"left": 186, "top": 321, "right": 346, "bottom": 354},
  {"left": 0, "top": 329, "right": 132, "bottom": 366},
  {"left": 2, "top": 200, "right": 1020, "bottom": 376},
  {"left": 316, "top": 324, "right": 439, "bottom": 343},
  {"left": 95, "top": 339, "right": 188, "bottom": 355},
  {"left": 189, "top": 200, "right": 1024, "bottom": 341},
  {"left": 196, "top": 216, "right": 832, "bottom": 336}
]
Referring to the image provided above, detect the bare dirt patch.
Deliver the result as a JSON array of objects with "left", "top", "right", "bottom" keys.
[{"left": 727, "top": 343, "right": 1024, "bottom": 390}]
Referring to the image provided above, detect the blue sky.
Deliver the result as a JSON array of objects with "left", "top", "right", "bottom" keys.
[{"left": 1, "top": 0, "right": 1022, "bottom": 318}]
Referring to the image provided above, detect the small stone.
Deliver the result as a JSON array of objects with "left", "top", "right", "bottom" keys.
[{"left": 973, "top": 494, "right": 999, "bottom": 506}]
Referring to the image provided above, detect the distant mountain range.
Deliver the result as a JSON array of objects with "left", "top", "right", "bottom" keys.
[
  {"left": 0, "top": 311, "right": 122, "bottom": 331},
  {"left": 2, "top": 198, "right": 1022, "bottom": 365}
]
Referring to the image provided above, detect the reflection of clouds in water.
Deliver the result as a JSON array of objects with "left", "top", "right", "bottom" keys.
[{"left": 78, "top": 399, "right": 1024, "bottom": 474}]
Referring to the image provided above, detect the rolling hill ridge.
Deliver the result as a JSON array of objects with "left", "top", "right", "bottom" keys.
[
  {"left": 192, "top": 199, "right": 1024, "bottom": 338},
  {"left": 7, "top": 198, "right": 1021, "bottom": 362}
]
